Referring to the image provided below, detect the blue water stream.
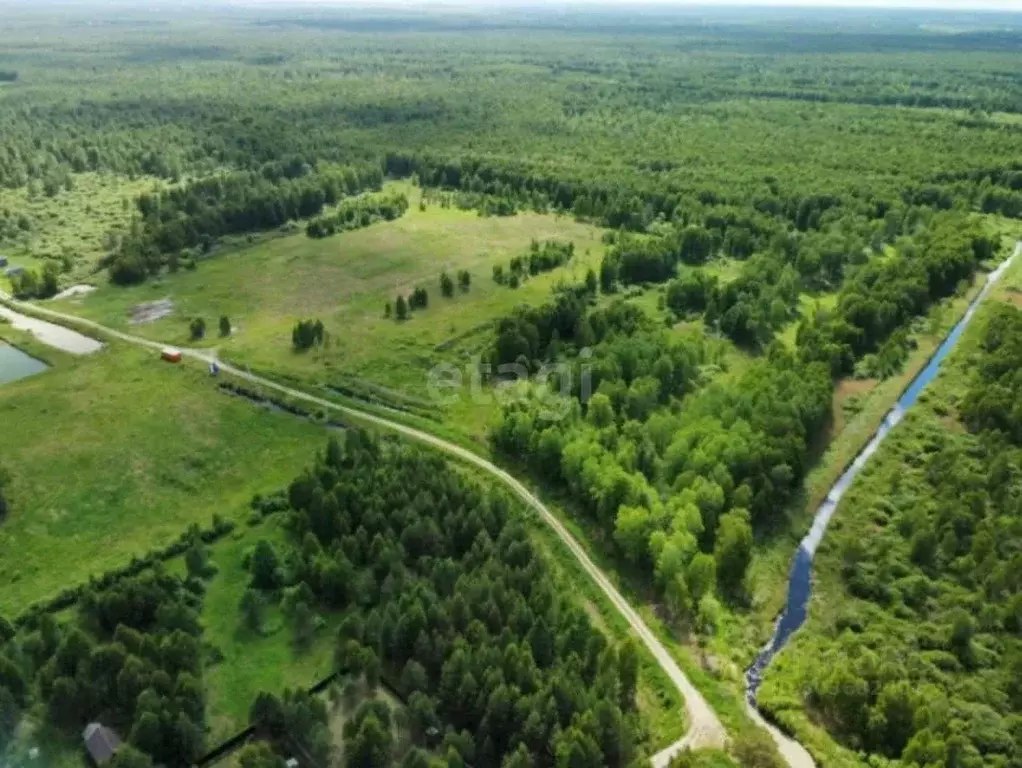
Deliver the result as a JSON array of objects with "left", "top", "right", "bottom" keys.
[{"left": 746, "top": 242, "right": 1022, "bottom": 702}]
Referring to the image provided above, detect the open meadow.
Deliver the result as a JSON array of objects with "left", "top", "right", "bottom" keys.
[
  {"left": 0, "top": 338, "right": 325, "bottom": 616},
  {"left": 58, "top": 183, "right": 608, "bottom": 435}
]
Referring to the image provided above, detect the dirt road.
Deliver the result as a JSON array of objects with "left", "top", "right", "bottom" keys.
[{"left": 0, "top": 291, "right": 729, "bottom": 760}]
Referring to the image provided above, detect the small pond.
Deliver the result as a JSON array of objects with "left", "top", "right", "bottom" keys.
[{"left": 0, "top": 342, "right": 49, "bottom": 385}]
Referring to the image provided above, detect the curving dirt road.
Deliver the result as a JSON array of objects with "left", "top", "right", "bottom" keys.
[{"left": 0, "top": 292, "right": 727, "bottom": 762}]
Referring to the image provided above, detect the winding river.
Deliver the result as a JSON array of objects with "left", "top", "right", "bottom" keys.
[{"left": 746, "top": 241, "right": 1022, "bottom": 712}]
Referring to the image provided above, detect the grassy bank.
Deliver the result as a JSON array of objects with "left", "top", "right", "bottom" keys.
[{"left": 751, "top": 229, "right": 1022, "bottom": 766}]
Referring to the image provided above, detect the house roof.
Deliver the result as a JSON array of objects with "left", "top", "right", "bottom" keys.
[{"left": 83, "top": 723, "right": 122, "bottom": 765}]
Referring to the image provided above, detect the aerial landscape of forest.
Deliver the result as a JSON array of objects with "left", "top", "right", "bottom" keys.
[{"left": 1, "top": 2, "right": 1022, "bottom": 768}]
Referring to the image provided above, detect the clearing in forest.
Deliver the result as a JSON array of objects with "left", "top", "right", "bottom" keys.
[
  {"left": 60, "top": 183, "right": 608, "bottom": 430},
  {"left": 0, "top": 341, "right": 325, "bottom": 617}
]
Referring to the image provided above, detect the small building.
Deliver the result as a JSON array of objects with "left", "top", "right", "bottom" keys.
[
  {"left": 5, "top": 265, "right": 24, "bottom": 278},
  {"left": 161, "top": 347, "right": 182, "bottom": 363},
  {"left": 0, "top": 255, "right": 8, "bottom": 268},
  {"left": 83, "top": 723, "right": 122, "bottom": 766}
]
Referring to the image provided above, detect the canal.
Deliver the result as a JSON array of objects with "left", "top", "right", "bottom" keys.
[{"left": 747, "top": 241, "right": 1022, "bottom": 704}]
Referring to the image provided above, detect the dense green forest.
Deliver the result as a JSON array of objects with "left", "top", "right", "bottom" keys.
[
  {"left": 759, "top": 303, "right": 1022, "bottom": 767},
  {"left": 0, "top": 564, "right": 208, "bottom": 767},
  {"left": 3, "top": 6, "right": 1022, "bottom": 289},
  {"left": 279, "top": 432, "right": 647, "bottom": 767},
  {"left": 484, "top": 203, "right": 1006, "bottom": 616},
  {"left": 490, "top": 293, "right": 835, "bottom": 619},
  {"left": 3, "top": 5, "right": 1022, "bottom": 766}
]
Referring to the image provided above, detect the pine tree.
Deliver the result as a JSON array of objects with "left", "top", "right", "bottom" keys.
[{"left": 250, "top": 541, "right": 280, "bottom": 590}]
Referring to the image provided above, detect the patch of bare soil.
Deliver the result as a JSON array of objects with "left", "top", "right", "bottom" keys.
[
  {"left": 1001, "top": 289, "right": 1022, "bottom": 307},
  {"left": 52, "top": 284, "right": 97, "bottom": 301},
  {"left": 130, "top": 298, "right": 174, "bottom": 324}
]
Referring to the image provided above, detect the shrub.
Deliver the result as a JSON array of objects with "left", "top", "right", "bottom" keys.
[
  {"left": 440, "top": 272, "right": 454, "bottom": 298},
  {"left": 292, "top": 319, "right": 325, "bottom": 350}
]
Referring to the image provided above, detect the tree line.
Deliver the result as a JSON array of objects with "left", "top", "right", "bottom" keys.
[
  {"left": 797, "top": 213, "right": 996, "bottom": 375},
  {"left": 305, "top": 192, "right": 409, "bottom": 239},
  {"left": 492, "top": 240, "right": 575, "bottom": 289},
  {"left": 489, "top": 281, "right": 599, "bottom": 371},
  {"left": 108, "top": 162, "right": 383, "bottom": 284}
]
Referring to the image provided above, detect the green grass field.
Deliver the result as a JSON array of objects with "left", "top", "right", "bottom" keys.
[
  {"left": 54, "top": 183, "right": 607, "bottom": 434},
  {"left": 194, "top": 515, "right": 340, "bottom": 742},
  {"left": 0, "top": 340, "right": 326, "bottom": 617}
]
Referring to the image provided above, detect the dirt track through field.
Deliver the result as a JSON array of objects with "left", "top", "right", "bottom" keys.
[{"left": 4, "top": 290, "right": 821, "bottom": 765}]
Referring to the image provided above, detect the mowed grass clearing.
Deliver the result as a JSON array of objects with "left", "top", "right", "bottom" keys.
[
  {"left": 59, "top": 183, "right": 608, "bottom": 405},
  {"left": 0, "top": 341, "right": 325, "bottom": 617}
]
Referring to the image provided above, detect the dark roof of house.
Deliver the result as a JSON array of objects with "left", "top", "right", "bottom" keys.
[{"left": 83, "top": 723, "right": 122, "bottom": 765}]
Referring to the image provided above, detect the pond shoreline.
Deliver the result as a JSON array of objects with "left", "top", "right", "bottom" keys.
[
  {"left": 0, "top": 300, "right": 104, "bottom": 355},
  {"left": 0, "top": 340, "right": 50, "bottom": 385}
]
